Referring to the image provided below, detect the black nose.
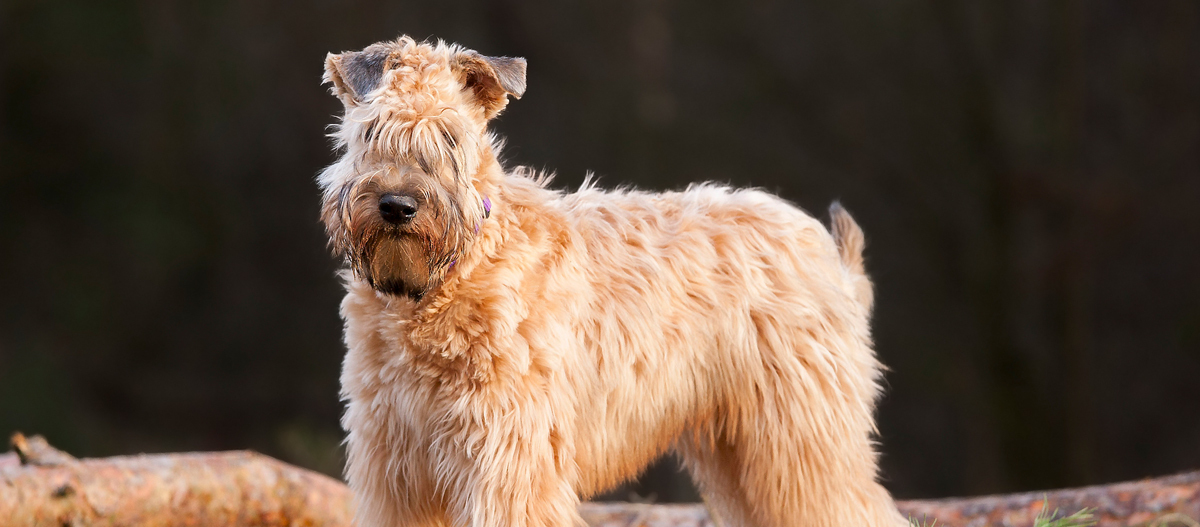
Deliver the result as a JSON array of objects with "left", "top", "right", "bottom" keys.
[{"left": 379, "top": 194, "right": 419, "bottom": 225}]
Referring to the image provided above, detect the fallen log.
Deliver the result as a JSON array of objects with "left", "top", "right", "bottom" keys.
[
  {"left": 2, "top": 433, "right": 1197, "bottom": 526},
  {"left": 1, "top": 434, "right": 352, "bottom": 527},
  {"left": 896, "top": 472, "right": 1200, "bottom": 527},
  {"left": 580, "top": 479, "right": 1200, "bottom": 527}
]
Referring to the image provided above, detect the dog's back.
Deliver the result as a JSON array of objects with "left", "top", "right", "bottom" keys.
[{"left": 535, "top": 181, "right": 898, "bottom": 526}]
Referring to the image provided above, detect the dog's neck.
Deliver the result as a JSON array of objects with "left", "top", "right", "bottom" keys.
[
  {"left": 412, "top": 147, "right": 508, "bottom": 296},
  {"left": 395, "top": 166, "right": 568, "bottom": 367},
  {"left": 418, "top": 157, "right": 548, "bottom": 301}
]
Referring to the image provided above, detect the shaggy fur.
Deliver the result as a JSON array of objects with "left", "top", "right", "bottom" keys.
[{"left": 320, "top": 35, "right": 907, "bottom": 527}]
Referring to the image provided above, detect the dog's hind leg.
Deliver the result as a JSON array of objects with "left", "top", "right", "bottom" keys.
[
  {"left": 675, "top": 430, "right": 758, "bottom": 527},
  {"left": 678, "top": 400, "right": 903, "bottom": 527},
  {"left": 678, "top": 314, "right": 905, "bottom": 527}
]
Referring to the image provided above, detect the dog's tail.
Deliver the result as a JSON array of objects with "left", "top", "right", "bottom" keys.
[{"left": 829, "top": 201, "right": 874, "bottom": 313}]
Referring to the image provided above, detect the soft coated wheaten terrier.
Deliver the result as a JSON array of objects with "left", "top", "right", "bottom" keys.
[{"left": 320, "top": 35, "right": 906, "bottom": 527}]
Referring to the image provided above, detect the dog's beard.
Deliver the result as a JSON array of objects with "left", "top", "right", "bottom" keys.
[
  {"left": 349, "top": 218, "right": 470, "bottom": 301},
  {"left": 362, "top": 234, "right": 435, "bottom": 300}
]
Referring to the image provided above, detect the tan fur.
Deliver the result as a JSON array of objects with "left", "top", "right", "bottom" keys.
[
  {"left": 320, "top": 35, "right": 907, "bottom": 527},
  {"left": 829, "top": 202, "right": 873, "bottom": 313}
]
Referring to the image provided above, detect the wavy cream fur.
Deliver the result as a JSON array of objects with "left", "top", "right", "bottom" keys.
[{"left": 321, "top": 35, "right": 907, "bottom": 527}]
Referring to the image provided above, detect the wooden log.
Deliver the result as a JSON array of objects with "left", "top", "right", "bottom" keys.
[
  {"left": 2, "top": 433, "right": 1197, "bottom": 526},
  {"left": 579, "top": 475, "right": 1200, "bottom": 527},
  {"left": 1, "top": 434, "right": 352, "bottom": 527},
  {"left": 896, "top": 472, "right": 1200, "bottom": 527}
]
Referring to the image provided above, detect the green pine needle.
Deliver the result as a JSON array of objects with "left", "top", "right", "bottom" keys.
[
  {"left": 907, "top": 500, "right": 1096, "bottom": 527},
  {"left": 1033, "top": 506, "right": 1095, "bottom": 527}
]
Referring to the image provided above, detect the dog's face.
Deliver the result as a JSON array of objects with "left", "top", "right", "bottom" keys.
[{"left": 319, "top": 37, "right": 525, "bottom": 299}]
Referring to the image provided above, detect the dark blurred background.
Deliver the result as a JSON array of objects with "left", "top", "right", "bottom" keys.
[{"left": 1, "top": 0, "right": 1198, "bottom": 501}]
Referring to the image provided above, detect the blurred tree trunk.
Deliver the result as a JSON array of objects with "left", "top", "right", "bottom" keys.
[{"left": 927, "top": 0, "right": 1030, "bottom": 493}]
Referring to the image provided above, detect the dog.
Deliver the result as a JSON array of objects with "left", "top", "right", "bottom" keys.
[{"left": 319, "top": 35, "right": 906, "bottom": 527}]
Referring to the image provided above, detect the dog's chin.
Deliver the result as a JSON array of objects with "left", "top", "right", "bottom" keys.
[
  {"left": 368, "top": 275, "right": 428, "bottom": 301},
  {"left": 365, "top": 237, "right": 436, "bottom": 301}
]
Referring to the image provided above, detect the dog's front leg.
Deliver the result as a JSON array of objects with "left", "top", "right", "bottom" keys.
[{"left": 435, "top": 400, "right": 583, "bottom": 527}]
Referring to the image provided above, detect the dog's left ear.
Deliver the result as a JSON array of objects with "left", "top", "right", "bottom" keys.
[
  {"left": 453, "top": 52, "right": 527, "bottom": 120},
  {"left": 325, "top": 45, "right": 391, "bottom": 105}
]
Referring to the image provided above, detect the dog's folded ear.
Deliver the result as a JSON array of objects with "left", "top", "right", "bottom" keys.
[
  {"left": 453, "top": 52, "right": 527, "bottom": 120},
  {"left": 325, "top": 45, "right": 391, "bottom": 105}
]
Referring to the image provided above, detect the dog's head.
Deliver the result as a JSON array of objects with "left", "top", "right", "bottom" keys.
[{"left": 318, "top": 36, "right": 526, "bottom": 299}]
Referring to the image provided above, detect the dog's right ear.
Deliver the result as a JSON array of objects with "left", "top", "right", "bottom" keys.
[
  {"left": 453, "top": 52, "right": 527, "bottom": 120},
  {"left": 324, "top": 46, "right": 390, "bottom": 105}
]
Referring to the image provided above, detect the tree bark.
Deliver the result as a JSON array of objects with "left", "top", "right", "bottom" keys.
[{"left": 2, "top": 434, "right": 1197, "bottom": 526}]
